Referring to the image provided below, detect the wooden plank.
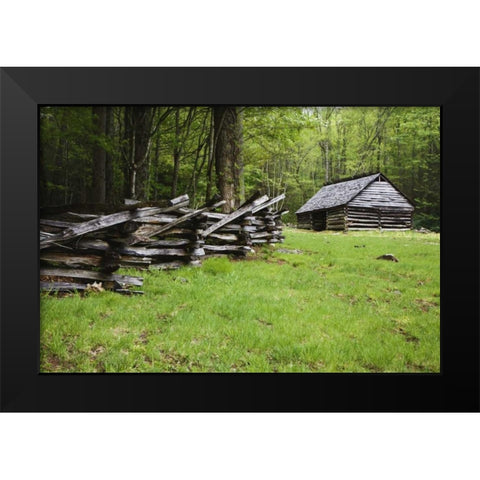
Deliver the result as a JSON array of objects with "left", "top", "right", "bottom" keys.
[
  {"left": 41, "top": 281, "right": 88, "bottom": 291},
  {"left": 40, "top": 219, "right": 78, "bottom": 229},
  {"left": 74, "top": 239, "right": 111, "bottom": 251},
  {"left": 117, "top": 246, "right": 190, "bottom": 257},
  {"left": 148, "top": 261, "right": 186, "bottom": 270},
  {"left": 124, "top": 198, "right": 141, "bottom": 205},
  {"left": 114, "top": 289, "right": 144, "bottom": 295},
  {"left": 130, "top": 200, "right": 225, "bottom": 244},
  {"left": 134, "top": 238, "right": 191, "bottom": 247},
  {"left": 250, "top": 231, "right": 280, "bottom": 239},
  {"left": 200, "top": 195, "right": 269, "bottom": 238},
  {"left": 202, "top": 212, "right": 227, "bottom": 220},
  {"left": 251, "top": 193, "right": 286, "bottom": 214},
  {"left": 203, "top": 244, "right": 253, "bottom": 253},
  {"left": 40, "top": 252, "right": 103, "bottom": 268},
  {"left": 131, "top": 214, "right": 179, "bottom": 224},
  {"left": 40, "top": 206, "right": 176, "bottom": 249},
  {"left": 66, "top": 212, "right": 99, "bottom": 220},
  {"left": 40, "top": 268, "right": 143, "bottom": 286},
  {"left": 208, "top": 233, "right": 239, "bottom": 242},
  {"left": 169, "top": 194, "right": 190, "bottom": 206},
  {"left": 119, "top": 255, "right": 152, "bottom": 266},
  {"left": 41, "top": 281, "right": 144, "bottom": 295}
]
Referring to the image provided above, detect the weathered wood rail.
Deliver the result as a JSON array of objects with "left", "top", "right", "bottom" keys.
[{"left": 40, "top": 193, "right": 286, "bottom": 294}]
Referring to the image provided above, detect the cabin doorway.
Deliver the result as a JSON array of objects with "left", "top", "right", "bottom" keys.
[{"left": 311, "top": 211, "right": 327, "bottom": 231}]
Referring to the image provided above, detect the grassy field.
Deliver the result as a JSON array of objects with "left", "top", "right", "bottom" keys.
[{"left": 40, "top": 228, "right": 440, "bottom": 373}]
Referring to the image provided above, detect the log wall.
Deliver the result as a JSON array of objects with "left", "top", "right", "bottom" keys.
[
  {"left": 296, "top": 212, "right": 311, "bottom": 229},
  {"left": 346, "top": 206, "right": 413, "bottom": 230},
  {"left": 326, "top": 207, "right": 346, "bottom": 231},
  {"left": 296, "top": 178, "right": 414, "bottom": 231}
]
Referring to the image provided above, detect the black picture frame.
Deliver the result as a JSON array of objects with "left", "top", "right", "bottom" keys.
[{"left": 1, "top": 67, "right": 478, "bottom": 412}]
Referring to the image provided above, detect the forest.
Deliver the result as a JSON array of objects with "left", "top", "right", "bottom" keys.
[{"left": 39, "top": 106, "right": 440, "bottom": 230}]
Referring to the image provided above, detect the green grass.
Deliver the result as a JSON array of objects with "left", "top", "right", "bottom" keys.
[{"left": 40, "top": 228, "right": 440, "bottom": 373}]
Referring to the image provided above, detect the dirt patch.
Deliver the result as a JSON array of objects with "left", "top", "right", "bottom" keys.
[
  {"left": 230, "top": 360, "right": 249, "bottom": 372},
  {"left": 256, "top": 318, "right": 273, "bottom": 327},
  {"left": 42, "top": 352, "right": 75, "bottom": 372},
  {"left": 112, "top": 327, "right": 129, "bottom": 337},
  {"left": 415, "top": 298, "right": 439, "bottom": 312},
  {"left": 89, "top": 345, "right": 105, "bottom": 357},
  {"left": 393, "top": 327, "right": 419, "bottom": 344},
  {"left": 334, "top": 293, "right": 358, "bottom": 305},
  {"left": 308, "top": 361, "right": 326, "bottom": 371},
  {"left": 158, "top": 349, "right": 201, "bottom": 372},
  {"left": 362, "top": 363, "right": 383, "bottom": 373},
  {"left": 138, "top": 331, "right": 149, "bottom": 345},
  {"left": 406, "top": 362, "right": 429, "bottom": 372}
]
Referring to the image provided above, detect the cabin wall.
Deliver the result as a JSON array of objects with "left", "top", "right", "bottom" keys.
[
  {"left": 348, "top": 178, "right": 413, "bottom": 210},
  {"left": 297, "top": 177, "right": 414, "bottom": 231},
  {"left": 296, "top": 212, "right": 312, "bottom": 229},
  {"left": 326, "top": 207, "right": 346, "bottom": 230},
  {"left": 346, "top": 179, "right": 413, "bottom": 230},
  {"left": 346, "top": 206, "right": 413, "bottom": 230}
]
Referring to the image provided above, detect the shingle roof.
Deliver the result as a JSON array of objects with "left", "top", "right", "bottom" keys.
[{"left": 296, "top": 173, "right": 381, "bottom": 214}]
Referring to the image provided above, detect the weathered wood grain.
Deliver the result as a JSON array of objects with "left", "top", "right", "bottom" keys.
[
  {"left": 40, "top": 252, "right": 103, "bottom": 268},
  {"left": 130, "top": 200, "right": 225, "bottom": 243},
  {"left": 117, "top": 246, "right": 190, "bottom": 257},
  {"left": 40, "top": 268, "right": 144, "bottom": 286},
  {"left": 40, "top": 206, "right": 175, "bottom": 249},
  {"left": 200, "top": 195, "right": 268, "bottom": 238}
]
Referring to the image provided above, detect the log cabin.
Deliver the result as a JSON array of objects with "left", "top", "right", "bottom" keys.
[{"left": 296, "top": 173, "right": 414, "bottom": 231}]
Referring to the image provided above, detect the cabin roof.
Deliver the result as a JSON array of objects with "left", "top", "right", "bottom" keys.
[{"left": 296, "top": 173, "right": 382, "bottom": 214}]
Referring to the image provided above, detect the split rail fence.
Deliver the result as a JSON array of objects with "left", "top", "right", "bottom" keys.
[{"left": 40, "top": 192, "right": 286, "bottom": 295}]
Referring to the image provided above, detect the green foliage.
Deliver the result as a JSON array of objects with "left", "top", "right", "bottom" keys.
[
  {"left": 39, "top": 106, "right": 440, "bottom": 229},
  {"left": 40, "top": 228, "right": 440, "bottom": 373}
]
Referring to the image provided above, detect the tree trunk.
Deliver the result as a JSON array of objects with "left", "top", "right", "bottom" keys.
[
  {"left": 171, "top": 108, "right": 181, "bottom": 198},
  {"left": 234, "top": 108, "right": 245, "bottom": 207},
  {"left": 205, "top": 111, "right": 215, "bottom": 202},
  {"left": 213, "top": 106, "right": 243, "bottom": 213},
  {"left": 123, "top": 106, "right": 135, "bottom": 199},
  {"left": 123, "top": 107, "right": 155, "bottom": 201},
  {"left": 133, "top": 107, "right": 154, "bottom": 201},
  {"left": 92, "top": 106, "right": 107, "bottom": 204},
  {"left": 105, "top": 106, "right": 114, "bottom": 204}
]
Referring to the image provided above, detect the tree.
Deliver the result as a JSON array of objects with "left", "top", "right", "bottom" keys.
[
  {"left": 91, "top": 106, "right": 107, "bottom": 203},
  {"left": 122, "top": 106, "right": 156, "bottom": 200},
  {"left": 213, "top": 106, "right": 244, "bottom": 212},
  {"left": 39, "top": 105, "right": 440, "bottom": 230}
]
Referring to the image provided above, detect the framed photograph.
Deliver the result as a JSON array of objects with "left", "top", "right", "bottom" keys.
[{"left": 1, "top": 67, "right": 478, "bottom": 411}]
